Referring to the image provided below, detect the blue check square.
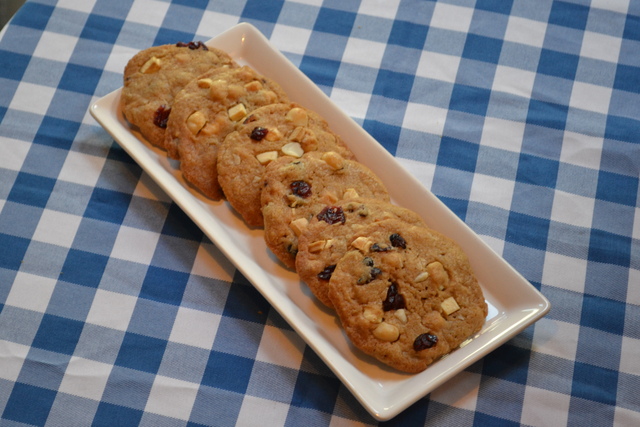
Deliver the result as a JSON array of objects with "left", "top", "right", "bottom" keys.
[
  {"left": 201, "top": 351, "right": 254, "bottom": 393},
  {"left": 548, "top": 1, "right": 589, "bottom": 31},
  {"left": 7, "top": 172, "right": 56, "bottom": 208},
  {"left": 10, "top": 3, "right": 54, "bottom": 30},
  {"left": 80, "top": 14, "right": 124, "bottom": 44},
  {"left": 506, "top": 211, "right": 550, "bottom": 251},
  {"left": 153, "top": 28, "right": 196, "bottom": 46},
  {"left": 462, "top": 34, "right": 502, "bottom": 64},
  {"left": 437, "top": 136, "right": 479, "bottom": 173},
  {"left": 537, "top": 49, "right": 579, "bottom": 80},
  {"left": 362, "top": 119, "right": 401, "bottom": 156},
  {"left": 3, "top": 383, "right": 57, "bottom": 426},
  {"left": 449, "top": 84, "right": 491, "bottom": 117},
  {"left": 0, "top": 50, "right": 31, "bottom": 81},
  {"left": 31, "top": 314, "right": 84, "bottom": 355},
  {"left": 61, "top": 249, "right": 109, "bottom": 288},
  {"left": 139, "top": 266, "right": 189, "bottom": 306},
  {"left": 84, "top": 187, "right": 132, "bottom": 224},
  {"left": 33, "top": 116, "right": 80, "bottom": 150},
  {"left": 242, "top": 0, "right": 284, "bottom": 25},
  {"left": 516, "top": 153, "right": 559, "bottom": 188},
  {"left": 291, "top": 371, "right": 341, "bottom": 413},
  {"left": 0, "top": 233, "right": 30, "bottom": 270},
  {"left": 314, "top": 8, "right": 356, "bottom": 37},
  {"left": 595, "top": 170, "right": 638, "bottom": 207},
  {"left": 388, "top": 20, "right": 428, "bottom": 49},
  {"left": 572, "top": 361, "right": 618, "bottom": 405},
  {"left": 588, "top": 228, "right": 631, "bottom": 267},
  {"left": 58, "top": 63, "right": 103, "bottom": 95},
  {"left": 299, "top": 56, "right": 341, "bottom": 88},
  {"left": 115, "top": 332, "right": 167, "bottom": 374},
  {"left": 94, "top": 402, "right": 144, "bottom": 426}
]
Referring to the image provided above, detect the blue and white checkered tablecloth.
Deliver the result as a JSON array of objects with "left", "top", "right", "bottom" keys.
[{"left": 0, "top": 0, "right": 638, "bottom": 425}]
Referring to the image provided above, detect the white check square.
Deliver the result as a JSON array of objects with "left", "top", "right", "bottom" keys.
[
  {"left": 504, "top": 16, "right": 547, "bottom": 48},
  {"left": 559, "top": 131, "right": 603, "bottom": 171},
  {"left": 403, "top": 102, "right": 448, "bottom": 136},
  {"left": 145, "top": 375, "right": 199, "bottom": 420},
  {"left": 569, "top": 81, "right": 612, "bottom": 115},
  {"left": 58, "top": 150, "right": 106, "bottom": 187},
  {"left": 32, "top": 209, "right": 82, "bottom": 248},
  {"left": 269, "top": 24, "right": 312, "bottom": 56},
  {"left": 58, "top": 356, "right": 113, "bottom": 401},
  {"left": 330, "top": 88, "right": 371, "bottom": 121},
  {"left": 5, "top": 272, "right": 57, "bottom": 314},
  {"left": 431, "top": 371, "right": 481, "bottom": 411},
  {"left": 33, "top": 32, "right": 77, "bottom": 63},
  {"left": 342, "top": 37, "right": 386, "bottom": 69},
  {"left": 550, "top": 189, "right": 595, "bottom": 229},
  {"left": 111, "top": 225, "right": 160, "bottom": 265},
  {"left": 480, "top": 116, "right": 525, "bottom": 153},
  {"left": 542, "top": 250, "right": 588, "bottom": 294},
  {"left": 416, "top": 51, "right": 460, "bottom": 83},
  {"left": 126, "top": 0, "right": 169, "bottom": 27},
  {"left": 532, "top": 318, "right": 580, "bottom": 361},
  {"left": 85, "top": 288, "right": 137, "bottom": 331},
  {"left": 236, "top": 396, "right": 290, "bottom": 427},
  {"left": 470, "top": 173, "right": 515, "bottom": 211},
  {"left": 493, "top": 64, "right": 536, "bottom": 99},
  {"left": 169, "top": 306, "right": 221, "bottom": 350},
  {"left": 521, "top": 386, "right": 571, "bottom": 427},
  {"left": 9, "top": 82, "right": 56, "bottom": 116},
  {"left": 0, "top": 340, "right": 30, "bottom": 382},
  {"left": 430, "top": 3, "right": 473, "bottom": 33},
  {"left": 255, "top": 324, "right": 305, "bottom": 370},
  {"left": 580, "top": 31, "right": 622, "bottom": 63},
  {"left": 619, "top": 336, "right": 640, "bottom": 376}
]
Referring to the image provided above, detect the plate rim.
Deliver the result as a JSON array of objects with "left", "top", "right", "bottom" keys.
[{"left": 90, "top": 22, "right": 551, "bottom": 421}]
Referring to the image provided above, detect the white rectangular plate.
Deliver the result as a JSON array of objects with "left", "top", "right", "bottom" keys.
[{"left": 90, "top": 23, "right": 550, "bottom": 421}]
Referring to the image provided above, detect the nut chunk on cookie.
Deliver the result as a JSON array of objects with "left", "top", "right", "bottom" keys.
[
  {"left": 327, "top": 218, "right": 487, "bottom": 373},
  {"left": 218, "top": 103, "right": 355, "bottom": 227},
  {"left": 261, "top": 152, "right": 390, "bottom": 270},
  {"left": 121, "top": 42, "right": 236, "bottom": 149}
]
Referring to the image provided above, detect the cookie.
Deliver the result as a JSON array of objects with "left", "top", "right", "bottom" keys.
[
  {"left": 217, "top": 103, "right": 355, "bottom": 227},
  {"left": 121, "top": 42, "right": 236, "bottom": 148},
  {"left": 327, "top": 218, "right": 487, "bottom": 373},
  {"left": 261, "top": 151, "right": 390, "bottom": 270},
  {"left": 165, "top": 65, "right": 289, "bottom": 199},
  {"left": 295, "top": 198, "right": 426, "bottom": 307}
]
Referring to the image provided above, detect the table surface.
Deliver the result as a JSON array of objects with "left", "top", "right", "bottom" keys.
[{"left": 0, "top": 0, "right": 638, "bottom": 426}]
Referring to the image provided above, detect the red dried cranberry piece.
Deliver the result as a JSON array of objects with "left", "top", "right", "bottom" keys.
[
  {"left": 390, "top": 233, "right": 406, "bottom": 249},
  {"left": 176, "top": 41, "right": 208, "bottom": 50},
  {"left": 317, "top": 206, "right": 346, "bottom": 225},
  {"left": 153, "top": 105, "right": 171, "bottom": 128},
  {"left": 413, "top": 333, "right": 438, "bottom": 351},
  {"left": 290, "top": 180, "right": 312, "bottom": 198},
  {"left": 317, "top": 264, "right": 336, "bottom": 281},
  {"left": 250, "top": 127, "right": 268, "bottom": 141},
  {"left": 371, "top": 243, "right": 391, "bottom": 252},
  {"left": 382, "top": 282, "right": 406, "bottom": 311}
]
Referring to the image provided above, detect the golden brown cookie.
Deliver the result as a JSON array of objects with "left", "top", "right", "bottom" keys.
[
  {"left": 166, "top": 65, "right": 288, "bottom": 199},
  {"left": 327, "top": 218, "right": 487, "bottom": 373},
  {"left": 295, "top": 198, "right": 426, "bottom": 307},
  {"left": 217, "top": 103, "right": 355, "bottom": 227},
  {"left": 120, "top": 42, "right": 236, "bottom": 148},
  {"left": 261, "top": 151, "right": 389, "bottom": 270}
]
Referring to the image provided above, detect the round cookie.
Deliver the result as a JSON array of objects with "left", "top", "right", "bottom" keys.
[
  {"left": 261, "top": 151, "right": 390, "bottom": 270},
  {"left": 121, "top": 42, "right": 236, "bottom": 148},
  {"left": 217, "top": 102, "right": 355, "bottom": 227},
  {"left": 166, "top": 65, "right": 289, "bottom": 200},
  {"left": 327, "top": 218, "right": 487, "bottom": 373},
  {"left": 296, "top": 198, "right": 426, "bottom": 307}
]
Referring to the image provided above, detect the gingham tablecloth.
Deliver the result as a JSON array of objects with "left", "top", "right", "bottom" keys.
[{"left": 1, "top": 0, "right": 638, "bottom": 426}]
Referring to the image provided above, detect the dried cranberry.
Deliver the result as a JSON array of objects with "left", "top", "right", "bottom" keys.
[
  {"left": 250, "top": 127, "right": 268, "bottom": 141},
  {"left": 371, "top": 243, "right": 391, "bottom": 252},
  {"left": 153, "top": 105, "right": 171, "bottom": 128},
  {"left": 390, "top": 233, "right": 406, "bottom": 249},
  {"left": 382, "top": 282, "right": 406, "bottom": 311},
  {"left": 317, "top": 206, "right": 346, "bottom": 225},
  {"left": 363, "top": 257, "right": 374, "bottom": 267},
  {"left": 317, "top": 264, "right": 336, "bottom": 281},
  {"left": 290, "top": 180, "right": 312, "bottom": 198},
  {"left": 176, "top": 41, "right": 208, "bottom": 50},
  {"left": 413, "top": 333, "right": 438, "bottom": 351}
]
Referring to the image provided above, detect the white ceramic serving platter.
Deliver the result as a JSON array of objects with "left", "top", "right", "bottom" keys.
[{"left": 90, "top": 23, "right": 550, "bottom": 421}]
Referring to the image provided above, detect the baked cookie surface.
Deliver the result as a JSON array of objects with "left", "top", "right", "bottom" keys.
[
  {"left": 121, "top": 42, "right": 236, "bottom": 148},
  {"left": 261, "top": 151, "right": 389, "bottom": 270},
  {"left": 166, "top": 65, "right": 288, "bottom": 199},
  {"left": 295, "top": 198, "right": 425, "bottom": 307},
  {"left": 327, "top": 218, "right": 487, "bottom": 373},
  {"left": 218, "top": 103, "right": 354, "bottom": 227}
]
